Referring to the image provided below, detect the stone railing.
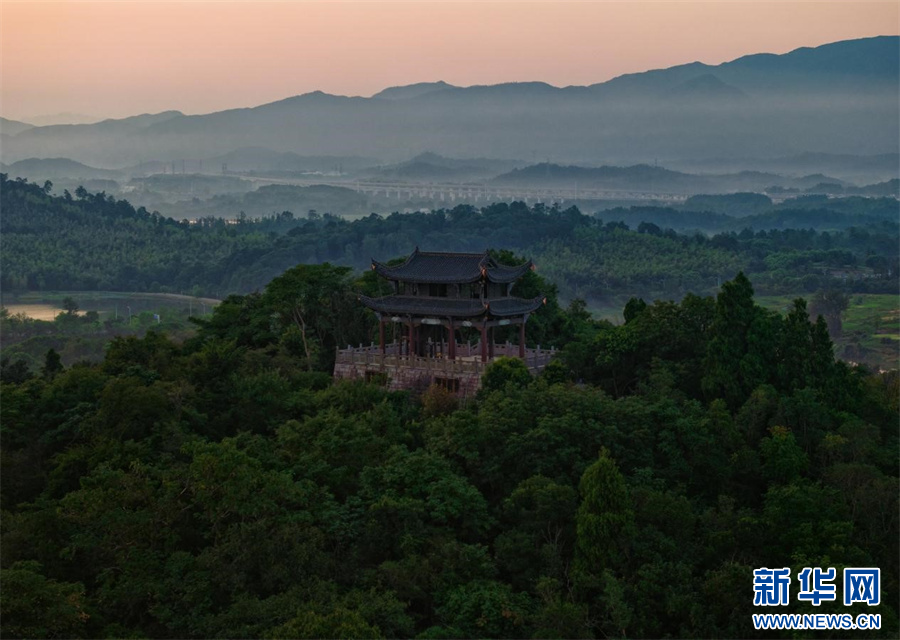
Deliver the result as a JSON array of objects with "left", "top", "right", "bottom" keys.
[{"left": 335, "top": 341, "right": 556, "bottom": 374}]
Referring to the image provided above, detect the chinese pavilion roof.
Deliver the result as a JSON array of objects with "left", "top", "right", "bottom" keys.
[
  {"left": 372, "top": 248, "right": 533, "bottom": 284},
  {"left": 359, "top": 295, "right": 545, "bottom": 319}
]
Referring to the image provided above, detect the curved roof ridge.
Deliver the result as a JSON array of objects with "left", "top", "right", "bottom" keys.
[
  {"left": 370, "top": 248, "right": 534, "bottom": 285},
  {"left": 491, "top": 259, "right": 533, "bottom": 270},
  {"left": 371, "top": 246, "right": 418, "bottom": 271},
  {"left": 485, "top": 259, "right": 534, "bottom": 283},
  {"left": 359, "top": 294, "right": 544, "bottom": 319},
  {"left": 415, "top": 249, "right": 489, "bottom": 257},
  {"left": 487, "top": 295, "right": 546, "bottom": 317},
  {"left": 359, "top": 294, "right": 491, "bottom": 318}
]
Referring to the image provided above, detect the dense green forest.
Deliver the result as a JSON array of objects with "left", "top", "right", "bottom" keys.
[
  {"left": 1, "top": 261, "right": 897, "bottom": 638},
  {"left": 2, "top": 175, "right": 897, "bottom": 303},
  {"left": 0, "top": 300, "right": 199, "bottom": 373}
]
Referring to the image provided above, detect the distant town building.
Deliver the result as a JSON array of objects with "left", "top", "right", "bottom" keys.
[{"left": 333, "top": 248, "right": 554, "bottom": 395}]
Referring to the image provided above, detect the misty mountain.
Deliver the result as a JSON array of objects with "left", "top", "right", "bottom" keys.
[
  {"left": 710, "top": 171, "right": 786, "bottom": 191},
  {"left": 1, "top": 36, "right": 896, "bottom": 170},
  {"left": 204, "top": 147, "right": 378, "bottom": 174},
  {"left": 849, "top": 178, "right": 900, "bottom": 197},
  {"left": 802, "top": 178, "right": 900, "bottom": 198},
  {"left": 2, "top": 111, "right": 184, "bottom": 168},
  {"left": 777, "top": 153, "right": 899, "bottom": 177},
  {"left": 124, "top": 160, "right": 172, "bottom": 175},
  {"left": 718, "top": 36, "right": 899, "bottom": 90},
  {"left": 671, "top": 152, "right": 900, "bottom": 183},
  {"left": 3, "top": 157, "right": 121, "bottom": 180},
  {"left": 21, "top": 113, "right": 101, "bottom": 126},
  {"left": 16, "top": 110, "right": 184, "bottom": 139},
  {"left": 491, "top": 162, "right": 870, "bottom": 195},
  {"left": 156, "top": 183, "right": 372, "bottom": 219},
  {"left": 364, "top": 152, "right": 521, "bottom": 182},
  {"left": 792, "top": 173, "right": 849, "bottom": 189},
  {"left": 126, "top": 174, "right": 254, "bottom": 204},
  {"left": 372, "top": 81, "right": 457, "bottom": 100},
  {"left": 0, "top": 117, "right": 34, "bottom": 136},
  {"left": 406, "top": 81, "right": 573, "bottom": 106},
  {"left": 682, "top": 193, "right": 774, "bottom": 216},
  {"left": 665, "top": 74, "right": 748, "bottom": 103},
  {"left": 593, "top": 35, "right": 898, "bottom": 97},
  {"left": 492, "top": 163, "right": 709, "bottom": 193}
]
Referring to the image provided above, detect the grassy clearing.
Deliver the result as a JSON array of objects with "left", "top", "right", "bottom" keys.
[
  {"left": 758, "top": 293, "right": 899, "bottom": 371},
  {"left": 3, "top": 303, "right": 72, "bottom": 321},
  {"left": 1, "top": 291, "right": 220, "bottom": 322}
]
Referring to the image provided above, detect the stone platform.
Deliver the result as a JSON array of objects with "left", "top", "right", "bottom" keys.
[{"left": 333, "top": 341, "right": 555, "bottom": 396}]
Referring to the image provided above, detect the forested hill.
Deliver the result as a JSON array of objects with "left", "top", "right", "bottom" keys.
[
  {"left": 2, "top": 175, "right": 897, "bottom": 303},
  {"left": 1, "top": 262, "right": 897, "bottom": 637}
]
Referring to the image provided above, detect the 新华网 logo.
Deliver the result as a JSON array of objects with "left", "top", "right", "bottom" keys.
[{"left": 752, "top": 567, "right": 880, "bottom": 607}]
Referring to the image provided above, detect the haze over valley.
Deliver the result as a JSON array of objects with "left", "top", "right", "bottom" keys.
[
  {"left": 2, "top": 36, "right": 897, "bottom": 226},
  {"left": 4, "top": 36, "right": 898, "bottom": 167}
]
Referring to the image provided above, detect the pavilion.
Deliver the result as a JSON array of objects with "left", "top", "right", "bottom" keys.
[{"left": 334, "top": 249, "right": 555, "bottom": 394}]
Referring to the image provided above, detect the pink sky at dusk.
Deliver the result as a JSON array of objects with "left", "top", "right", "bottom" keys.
[{"left": 1, "top": 1, "right": 897, "bottom": 122}]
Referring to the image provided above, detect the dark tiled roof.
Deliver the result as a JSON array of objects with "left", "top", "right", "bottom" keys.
[
  {"left": 489, "top": 262, "right": 534, "bottom": 283},
  {"left": 359, "top": 294, "right": 545, "bottom": 319},
  {"left": 487, "top": 296, "right": 546, "bottom": 317},
  {"left": 372, "top": 248, "right": 533, "bottom": 284},
  {"left": 360, "top": 295, "right": 487, "bottom": 317}
]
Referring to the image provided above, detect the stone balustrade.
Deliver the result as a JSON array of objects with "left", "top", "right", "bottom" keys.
[{"left": 333, "top": 341, "right": 557, "bottom": 394}]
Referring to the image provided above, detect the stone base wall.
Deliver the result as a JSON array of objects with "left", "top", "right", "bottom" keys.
[
  {"left": 333, "top": 360, "right": 483, "bottom": 397},
  {"left": 333, "top": 343, "right": 555, "bottom": 396}
]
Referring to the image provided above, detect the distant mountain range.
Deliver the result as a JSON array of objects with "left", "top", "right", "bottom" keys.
[
  {"left": 4, "top": 156, "right": 894, "bottom": 232},
  {"left": 20, "top": 113, "right": 102, "bottom": 126},
  {"left": 489, "top": 162, "right": 881, "bottom": 195},
  {"left": 363, "top": 152, "right": 521, "bottom": 182},
  {"left": 372, "top": 81, "right": 456, "bottom": 101},
  {"left": 204, "top": 147, "right": 377, "bottom": 174},
  {"left": 2, "top": 157, "right": 121, "bottom": 180},
  {"left": 1, "top": 37, "right": 896, "bottom": 173},
  {"left": 0, "top": 117, "right": 34, "bottom": 136},
  {"left": 669, "top": 152, "right": 900, "bottom": 183},
  {"left": 1, "top": 150, "right": 378, "bottom": 183}
]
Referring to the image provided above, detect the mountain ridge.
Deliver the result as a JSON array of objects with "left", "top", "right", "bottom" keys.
[{"left": 2, "top": 36, "right": 896, "bottom": 167}]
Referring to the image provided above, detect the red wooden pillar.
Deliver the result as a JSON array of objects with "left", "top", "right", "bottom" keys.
[
  {"left": 519, "top": 318, "right": 526, "bottom": 358},
  {"left": 379, "top": 319, "right": 385, "bottom": 354},
  {"left": 410, "top": 321, "right": 417, "bottom": 357},
  {"left": 488, "top": 327, "right": 494, "bottom": 359},
  {"left": 407, "top": 320, "right": 413, "bottom": 356},
  {"left": 480, "top": 324, "right": 487, "bottom": 362},
  {"left": 448, "top": 320, "right": 456, "bottom": 360}
]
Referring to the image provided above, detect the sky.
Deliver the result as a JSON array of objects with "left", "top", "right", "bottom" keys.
[{"left": 1, "top": 0, "right": 898, "bottom": 122}]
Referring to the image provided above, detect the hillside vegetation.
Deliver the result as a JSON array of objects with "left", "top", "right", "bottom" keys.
[
  {"left": 1, "top": 264, "right": 897, "bottom": 638},
  {"left": 2, "top": 175, "right": 897, "bottom": 305}
]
